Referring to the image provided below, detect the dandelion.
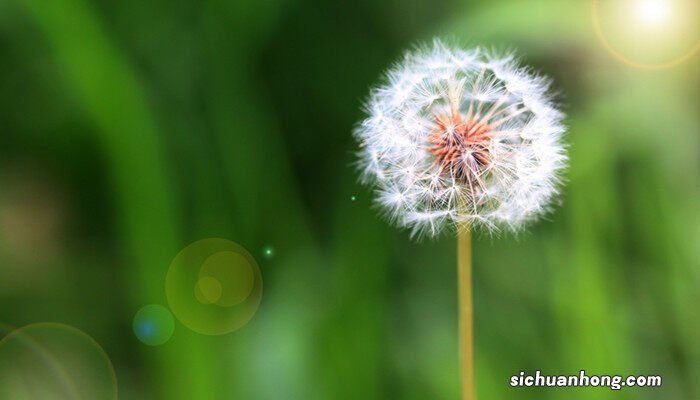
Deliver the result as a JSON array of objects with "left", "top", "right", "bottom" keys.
[
  {"left": 353, "top": 39, "right": 567, "bottom": 400},
  {"left": 355, "top": 40, "right": 566, "bottom": 237}
]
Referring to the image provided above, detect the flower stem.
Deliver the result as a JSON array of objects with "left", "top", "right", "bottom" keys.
[{"left": 458, "top": 228, "right": 475, "bottom": 400}]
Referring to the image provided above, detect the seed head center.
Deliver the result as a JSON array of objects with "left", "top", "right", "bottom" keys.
[{"left": 427, "top": 107, "right": 493, "bottom": 183}]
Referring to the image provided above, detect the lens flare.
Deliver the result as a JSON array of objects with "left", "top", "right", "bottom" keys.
[
  {"left": 0, "top": 323, "right": 117, "bottom": 400},
  {"left": 592, "top": 0, "right": 700, "bottom": 69},
  {"left": 133, "top": 304, "right": 175, "bottom": 346},
  {"left": 636, "top": 0, "right": 671, "bottom": 27},
  {"left": 195, "top": 276, "right": 224, "bottom": 304},
  {"left": 262, "top": 245, "right": 275, "bottom": 259},
  {"left": 166, "top": 238, "right": 263, "bottom": 335}
]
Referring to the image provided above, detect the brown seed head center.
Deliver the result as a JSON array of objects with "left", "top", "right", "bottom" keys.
[{"left": 427, "top": 106, "right": 493, "bottom": 182}]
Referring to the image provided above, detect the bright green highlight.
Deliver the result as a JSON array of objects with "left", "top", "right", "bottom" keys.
[{"left": 262, "top": 245, "right": 275, "bottom": 258}]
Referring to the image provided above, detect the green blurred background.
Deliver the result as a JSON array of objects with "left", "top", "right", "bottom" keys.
[{"left": 0, "top": 0, "right": 699, "bottom": 398}]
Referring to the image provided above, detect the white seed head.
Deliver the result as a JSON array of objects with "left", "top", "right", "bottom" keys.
[{"left": 354, "top": 39, "right": 567, "bottom": 238}]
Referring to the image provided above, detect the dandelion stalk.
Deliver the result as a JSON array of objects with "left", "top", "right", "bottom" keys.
[
  {"left": 354, "top": 39, "right": 567, "bottom": 400},
  {"left": 458, "top": 228, "right": 475, "bottom": 400}
]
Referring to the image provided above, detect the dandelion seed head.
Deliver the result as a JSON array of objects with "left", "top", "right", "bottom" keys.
[{"left": 354, "top": 39, "right": 567, "bottom": 238}]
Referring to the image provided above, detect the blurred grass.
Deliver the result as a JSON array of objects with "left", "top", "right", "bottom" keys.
[{"left": 1, "top": 0, "right": 699, "bottom": 399}]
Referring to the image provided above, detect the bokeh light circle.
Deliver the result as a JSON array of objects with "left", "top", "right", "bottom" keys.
[
  {"left": 0, "top": 323, "right": 117, "bottom": 400},
  {"left": 133, "top": 304, "right": 175, "bottom": 346},
  {"left": 592, "top": 0, "right": 700, "bottom": 69},
  {"left": 262, "top": 245, "right": 275, "bottom": 259},
  {"left": 166, "top": 238, "right": 263, "bottom": 335},
  {"left": 195, "top": 276, "right": 223, "bottom": 304}
]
